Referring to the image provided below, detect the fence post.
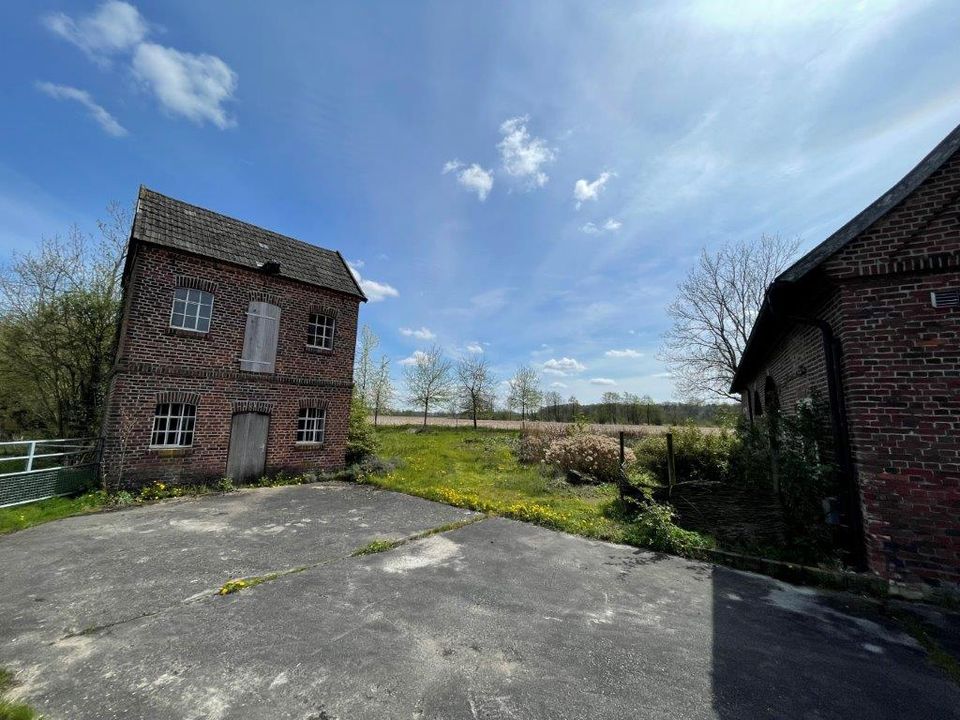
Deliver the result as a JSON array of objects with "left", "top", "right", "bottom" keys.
[
  {"left": 25, "top": 441, "right": 36, "bottom": 472},
  {"left": 619, "top": 431, "right": 625, "bottom": 466},
  {"left": 666, "top": 432, "right": 676, "bottom": 498}
]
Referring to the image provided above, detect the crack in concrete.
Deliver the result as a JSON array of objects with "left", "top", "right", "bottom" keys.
[{"left": 57, "top": 514, "right": 488, "bottom": 641}]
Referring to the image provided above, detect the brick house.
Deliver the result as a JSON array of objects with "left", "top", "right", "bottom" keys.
[
  {"left": 100, "top": 187, "right": 366, "bottom": 488},
  {"left": 731, "top": 122, "right": 960, "bottom": 595}
]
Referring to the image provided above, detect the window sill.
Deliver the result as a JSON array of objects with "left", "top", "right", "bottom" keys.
[
  {"left": 147, "top": 446, "right": 194, "bottom": 457},
  {"left": 293, "top": 441, "right": 325, "bottom": 449},
  {"left": 304, "top": 345, "right": 334, "bottom": 355},
  {"left": 166, "top": 327, "right": 209, "bottom": 339}
]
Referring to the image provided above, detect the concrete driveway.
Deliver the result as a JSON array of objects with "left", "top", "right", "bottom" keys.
[{"left": 1, "top": 482, "right": 958, "bottom": 719}]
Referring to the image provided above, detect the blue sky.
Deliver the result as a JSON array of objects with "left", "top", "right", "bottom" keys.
[{"left": 1, "top": 1, "right": 959, "bottom": 404}]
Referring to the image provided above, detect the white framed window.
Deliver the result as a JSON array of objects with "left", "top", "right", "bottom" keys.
[
  {"left": 307, "top": 313, "right": 336, "bottom": 350},
  {"left": 150, "top": 403, "right": 196, "bottom": 447},
  {"left": 170, "top": 288, "right": 214, "bottom": 333},
  {"left": 296, "top": 407, "right": 326, "bottom": 444},
  {"left": 240, "top": 301, "right": 281, "bottom": 373}
]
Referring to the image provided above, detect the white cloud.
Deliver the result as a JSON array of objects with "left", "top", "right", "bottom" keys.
[
  {"left": 400, "top": 326, "right": 436, "bottom": 340},
  {"left": 542, "top": 357, "right": 586, "bottom": 376},
  {"left": 581, "top": 218, "right": 622, "bottom": 235},
  {"left": 498, "top": 115, "right": 556, "bottom": 188},
  {"left": 399, "top": 350, "right": 428, "bottom": 366},
  {"left": 36, "top": 82, "right": 127, "bottom": 137},
  {"left": 132, "top": 43, "right": 237, "bottom": 128},
  {"left": 465, "top": 342, "right": 484, "bottom": 354},
  {"left": 444, "top": 160, "right": 494, "bottom": 201},
  {"left": 348, "top": 262, "right": 399, "bottom": 302},
  {"left": 605, "top": 349, "right": 643, "bottom": 358},
  {"left": 550, "top": 381, "right": 568, "bottom": 389},
  {"left": 43, "top": 1, "right": 147, "bottom": 59},
  {"left": 44, "top": 2, "right": 238, "bottom": 130},
  {"left": 573, "top": 171, "right": 613, "bottom": 208},
  {"left": 589, "top": 377, "right": 617, "bottom": 386}
]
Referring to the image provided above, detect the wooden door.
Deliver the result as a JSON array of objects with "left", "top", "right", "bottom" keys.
[{"left": 226, "top": 412, "right": 270, "bottom": 481}]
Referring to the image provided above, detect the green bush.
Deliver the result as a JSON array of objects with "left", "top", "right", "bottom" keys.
[
  {"left": 632, "top": 423, "right": 738, "bottom": 485},
  {"left": 346, "top": 392, "right": 379, "bottom": 465},
  {"left": 623, "top": 502, "right": 713, "bottom": 554}
]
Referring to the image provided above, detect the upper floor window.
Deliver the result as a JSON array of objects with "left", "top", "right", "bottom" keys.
[
  {"left": 150, "top": 403, "right": 196, "bottom": 447},
  {"left": 307, "top": 313, "right": 336, "bottom": 350},
  {"left": 240, "top": 300, "right": 281, "bottom": 373},
  {"left": 296, "top": 407, "right": 326, "bottom": 443},
  {"left": 170, "top": 288, "right": 214, "bottom": 333}
]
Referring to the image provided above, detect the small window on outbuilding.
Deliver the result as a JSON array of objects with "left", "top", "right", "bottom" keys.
[
  {"left": 240, "top": 301, "right": 281, "bottom": 373},
  {"left": 296, "top": 407, "right": 326, "bottom": 444},
  {"left": 150, "top": 403, "right": 196, "bottom": 447},
  {"left": 307, "top": 313, "right": 336, "bottom": 350},
  {"left": 169, "top": 288, "right": 214, "bottom": 333}
]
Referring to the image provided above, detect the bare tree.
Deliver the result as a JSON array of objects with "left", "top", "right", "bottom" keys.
[
  {"left": 403, "top": 345, "right": 454, "bottom": 426},
  {"left": 660, "top": 234, "right": 800, "bottom": 401},
  {"left": 507, "top": 365, "right": 542, "bottom": 427},
  {"left": 354, "top": 325, "right": 379, "bottom": 405},
  {"left": 456, "top": 355, "right": 495, "bottom": 429},
  {"left": 542, "top": 391, "right": 562, "bottom": 421},
  {"left": 369, "top": 355, "right": 393, "bottom": 426}
]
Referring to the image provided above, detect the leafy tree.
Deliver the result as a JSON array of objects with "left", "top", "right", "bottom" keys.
[
  {"left": 507, "top": 364, "right": 542, "bottom": 427},
  {"left": 403, "top": 345, "right": 454, "bottom": 425},
  {"left": 369, "top": 355, "right": 393, "bottom": 426},
  {"left": 456, "top": 355, "right": 495, "bottom": 428},
  {"left": 0, "top": 203, "right": 129, "bottom": 437},
  {"left": 660, "top": 234, "right": 800, "bottom": 401}
]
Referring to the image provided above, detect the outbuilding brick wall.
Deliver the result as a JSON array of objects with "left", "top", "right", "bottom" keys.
[
  {"left": 741, "top": 151, "right": 960, "bottom": 593},
  {"left": 101, "top": 242, "right": 360, "bottom": 488}
]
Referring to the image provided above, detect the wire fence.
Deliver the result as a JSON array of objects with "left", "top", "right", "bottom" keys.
[{"left": 0, "top": 438, "right": 100, "bottom": 508}]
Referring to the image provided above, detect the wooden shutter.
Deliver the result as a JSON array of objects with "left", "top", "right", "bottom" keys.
[{"left": 240, "top": 301, "right": 281, "bottom": 372}]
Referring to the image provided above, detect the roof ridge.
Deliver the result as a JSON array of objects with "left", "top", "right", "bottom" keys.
[{"left": 139, "top": 186, "right": 342, "bottom": 259}]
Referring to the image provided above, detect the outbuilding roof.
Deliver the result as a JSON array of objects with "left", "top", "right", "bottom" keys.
[
  {"left": 131, "top": 186, "right": 366, "bottom": 301},
  {"left": 731, "top": 120, "right": 960, "bottom": 392}
]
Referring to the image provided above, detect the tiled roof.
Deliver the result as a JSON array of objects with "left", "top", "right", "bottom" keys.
[{"left": 132, "top": 187, "right": 366, "bottom": 300}]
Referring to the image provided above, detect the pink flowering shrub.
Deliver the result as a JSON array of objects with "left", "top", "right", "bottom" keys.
[
  {"left": 516, "top": 427, "right": 567, "bottom": 464},
  {"left": 544, "top": 434, "right": 636, "bottom": 483}
]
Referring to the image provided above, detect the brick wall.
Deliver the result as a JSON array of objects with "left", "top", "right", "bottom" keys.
[
  {"left": 740, "top": 150, "right": 960, "bottom": 592},
  {"left": 101, "top": 242, "right": 360, "bottom": 488}
]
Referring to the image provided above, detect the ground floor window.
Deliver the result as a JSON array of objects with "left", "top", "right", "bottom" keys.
[
  {"left": 151, "top": 403, "right": 197, "bottom": 447},
  {"left": 296, "top": 407, "right": 326, "bottom": 443}
]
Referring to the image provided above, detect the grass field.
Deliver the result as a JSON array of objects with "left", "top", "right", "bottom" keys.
[
  {"left": 0, "top": 493, "right": 109, "bottom": 535},
  {"left": 367, "top": 426, "right": 660, "bottom": 544}
]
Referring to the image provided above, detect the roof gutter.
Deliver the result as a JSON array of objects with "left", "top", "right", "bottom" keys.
[{"left": 767, "top": 281, "right": 866, "bottom": 570}]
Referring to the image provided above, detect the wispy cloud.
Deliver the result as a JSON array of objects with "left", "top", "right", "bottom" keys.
[
  {"left": 465, "top": 342, "right": 484, "bottom": 354},
  {"left": 35, "top": 82, "right": 127, "bottom": 137},
  {"left": 42, "top": 1, "right": 147, "bottom": 60},
  {"left": 498, "top": 115, "right": 556, "bottom": 188},
  {"left": 573, "top": 171, "right": 613, "bottom": 208},
  {"left": 43, "top": 1, "right": 237, "bottom": 129},
  {"left": 132, "top": 44, "right": 237, "bottom": 128},
  {"left": 348, "top": 262, "right": 399, "bottom": 302},
  {"left": 550, "top": 381, "right": 568, "bottom": 389},
  {"left": 581, "top": 218, "right": 622, "bottom": 235},
  {"left": 399, "top": 350, "right": 428, "bottom": 366},
  {"left": 542, "top": 357, "right": 586, "bottom": 376},
  {"left": 605, "top": 349, "right": 643, "bottom": 358},
  {"left": 589, "top": 377, "right": 616, "bottom": 386},
  {"left": 443, "top": 160, "right": 494, "bottom": 201},
  {"left": 400, "top": 326, "right": 436, "bottom": 340}
]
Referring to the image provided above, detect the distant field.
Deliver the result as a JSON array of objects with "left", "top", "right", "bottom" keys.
[{"left": 374, "top": 415, "right": 714, "bottom": 436}]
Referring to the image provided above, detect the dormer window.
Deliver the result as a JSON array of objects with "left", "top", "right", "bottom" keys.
[
  {"left": 170, "top": 288, "right": 214, "bottom": 333},
  {"left": 307, "top": 313, "right": 336, "bottom": 350}
]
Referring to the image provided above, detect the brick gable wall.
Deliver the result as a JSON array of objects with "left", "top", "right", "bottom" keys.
[
  {"left": 741, "top": 150, "right": 960, "bottom": 593},
  {"left": 101, "top": 243, "right": 360, "bottom": 488}
]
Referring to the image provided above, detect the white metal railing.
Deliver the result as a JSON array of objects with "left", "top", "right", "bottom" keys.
[{"left": 0, "top": 438, "right": 100, "bottom": 507}]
